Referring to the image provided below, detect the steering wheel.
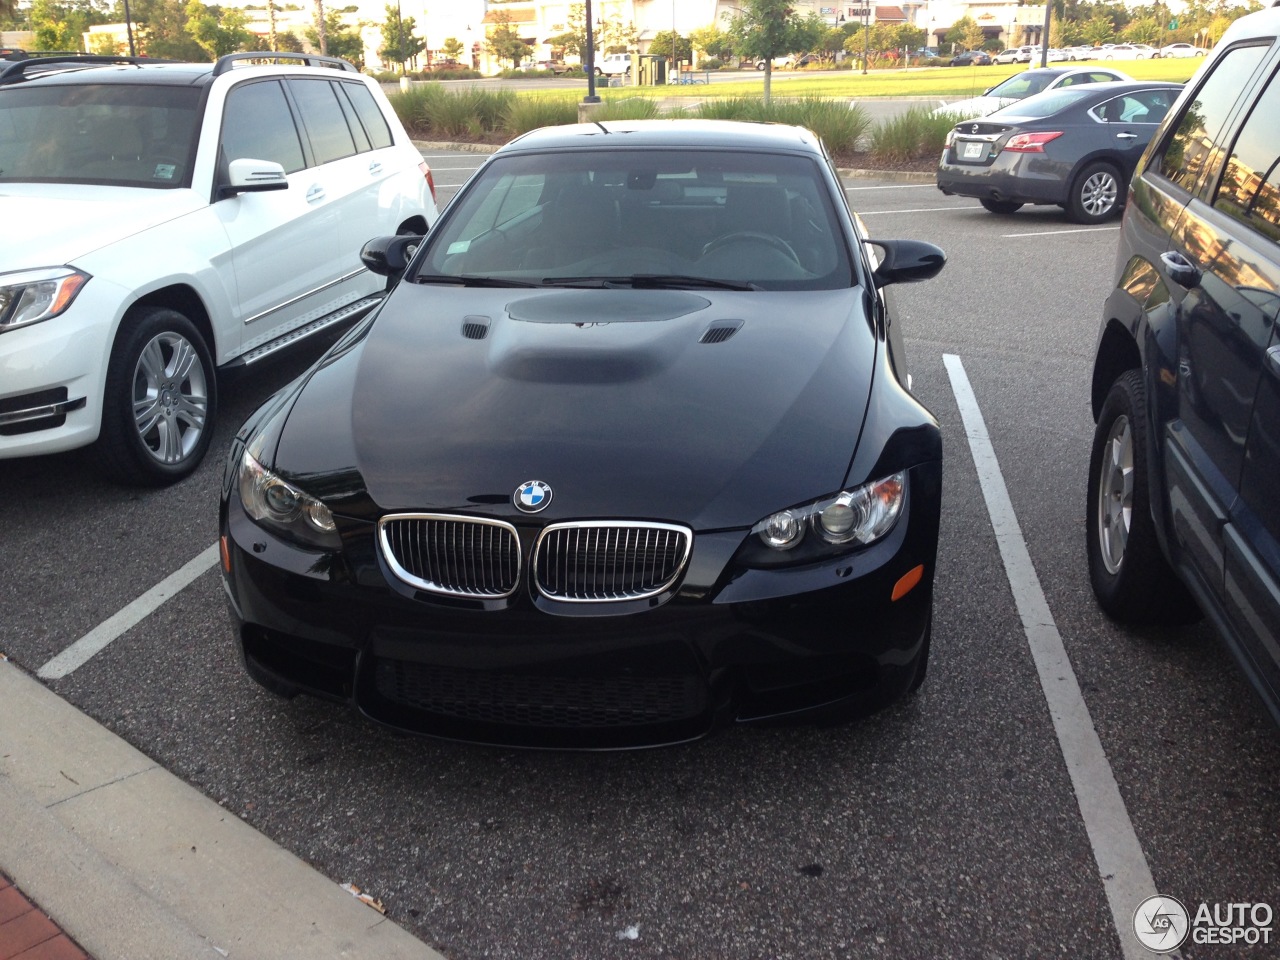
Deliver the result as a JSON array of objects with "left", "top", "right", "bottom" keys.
[{"left": 701, "top": 231, "right": 801, "bottom": 265}]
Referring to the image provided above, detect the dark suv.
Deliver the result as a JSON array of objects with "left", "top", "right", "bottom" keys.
[{"left": 1087, "top": 2, "right": 1280, "bottom": 723}]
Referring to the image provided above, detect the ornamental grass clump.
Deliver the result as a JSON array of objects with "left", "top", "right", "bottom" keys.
[
  {"left": 868, "top": 105, "right": 953, "bottom": 164},
  {"left": 504, "top": 97, "right": 580, "bottom": 135}
]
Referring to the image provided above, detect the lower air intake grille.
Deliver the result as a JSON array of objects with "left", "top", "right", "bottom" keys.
[
  {"left": 374, "top": 659, "right": 707, "bottom": 728},
  {"left": 533, "top": 522, "right": 692, "bottom": 602},
  {"left": 378, "top": 514, "right": 520, "bottom": 598}
]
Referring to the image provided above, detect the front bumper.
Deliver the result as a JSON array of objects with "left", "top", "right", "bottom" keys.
[{"left": 221, "top": 462, "right": 940, "bottom": 749}]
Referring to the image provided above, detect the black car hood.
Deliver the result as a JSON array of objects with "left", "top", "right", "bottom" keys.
[{"left": 276, "top": 285, "right": 878, "bottom": 530}]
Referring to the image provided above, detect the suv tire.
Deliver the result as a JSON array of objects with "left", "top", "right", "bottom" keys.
[
  {"left": 980, "top": 199, "right": 1023, "bottom": 214},
  {"left": 1069, "top": 161, "right": 1123, "bottom": 223},
  {"left": 1086, "top": 370, "right": 1199, "bottom": 624},
  {"left": 97, "top": 307, "right": 217, "bottom": 486}
]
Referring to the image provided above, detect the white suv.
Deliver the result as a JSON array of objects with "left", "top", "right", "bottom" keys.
[
  {"left": 598, "top": 53, "right": 633, "bottom": 76},
  {"left": 0, "top": 52, "right": 436, "bottom": 484}
]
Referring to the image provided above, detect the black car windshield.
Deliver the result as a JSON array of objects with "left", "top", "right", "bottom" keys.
[
  {"left": 0, "top": 83, "right": 202, "bottom": 188},
  {"left": 987, "top": 72, "right": 1061, "bottom": 100},
  {"left": 995, "top": 86, "right": 1095, "bottom": 119},
  {"left": 415, "top": 148, "right": 854, "bottom": 291}
]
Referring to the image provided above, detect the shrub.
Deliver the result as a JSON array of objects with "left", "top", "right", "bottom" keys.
[
  {"left": 595, "top": 97, "right": 665, "bottom": 121},
  {"left": 868, "top": 105, "right": 953, "bottom": 163},
  {"left": 701, "top": 57, "right": 723, "bottom": 70},
  {"left": 504, "top": 97, "right": 579, "bottom": 134},
  {"left": 388, "top": 84, "right": 514, "bottom": 138}
]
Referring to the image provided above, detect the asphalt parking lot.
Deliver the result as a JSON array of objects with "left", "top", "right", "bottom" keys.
[{"left": 2, "top": 153, "right": 1278, "bottom": 960}]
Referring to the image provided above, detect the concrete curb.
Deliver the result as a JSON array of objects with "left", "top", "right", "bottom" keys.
[{"left": 0, "top": 659, "right": 446, "bottom": 960}]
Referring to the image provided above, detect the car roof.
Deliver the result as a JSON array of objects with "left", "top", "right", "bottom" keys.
[
  {"left": 500, "top": 119, "right": 827, "bottom": 156},
  {"left": 0, "top": 52, "right": 359, "bottom": 89}
]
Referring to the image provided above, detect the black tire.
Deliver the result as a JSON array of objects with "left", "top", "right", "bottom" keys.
[
  {"left": 980, "top": 198, "right": 1023, "bottom": 215},
  {"left": 96, "top": 306, "right": 217, "bottom": 486},
  {"left": 1068, "top": 160, "right": 1123, "bottom": 224},
  {"left": 1086, "top": 370, "right": 1200, "bottom": 624}
]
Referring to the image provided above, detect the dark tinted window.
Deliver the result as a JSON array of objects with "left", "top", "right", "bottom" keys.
[
  {"left": 1213, "top": 68, "right": 1280, "bottom": 243},
  {"left": 1156, "top": 42, "right": 1270, "bottom": 193},
  {"left": 221, "top": 80, "right": 305, "bottom": 173},
  {"left": 289, "top": 78, "right": 357, "bottom": 165},
  {"left": 1096, "top": 88, "right": 1177, "bottom": 124},
  {"left": 340, "top": 82, "right": 393, "bottom": 149}
]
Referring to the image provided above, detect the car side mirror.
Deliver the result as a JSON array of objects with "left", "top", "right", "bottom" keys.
[
  {"left": 867, "top": 239, "right": 947, "bottom": 287},
  {"left": 360, "top": 234, "right": 423, "bottom": 277},
  {"left": 983, "top": 86, "right": 993, "bottom": 95},
  {"left": 217, "top": 158, "right": 288, "bottom": 199}
]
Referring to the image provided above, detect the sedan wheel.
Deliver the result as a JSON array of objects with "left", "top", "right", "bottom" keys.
[
  {"left": 980, "top": 198, "right": 1023, "bottom": 215},
  {"left": 1069, "top": 161, "right": 1121, "bottom": 224},
  {"left": 97, "top": 307, "right": 217, "bottom": 485}
]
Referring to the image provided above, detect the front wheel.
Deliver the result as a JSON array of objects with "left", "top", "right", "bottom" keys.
[
  {"left": 980, "top": 198, "right": 1023, "bottom": 215},
  {"left": 1068, "top": 160, "right": 1122, "bottom": 224},
  {"left": 96, "top": 306, "right": 217, "bottom": 486},
  {"left": 1085, "top": 370, "right": 1199, "bottom": 623}
]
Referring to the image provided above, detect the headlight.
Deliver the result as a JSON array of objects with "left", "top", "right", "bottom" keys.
[
  {"left": 0, "top": 267, "right": 91, "bottom": 332},
  {"left": 237, "top": 451, "right": 341, "bottom": 549},
  {"left": 744, "top": 471, "right": 906, "bottom": 564}
]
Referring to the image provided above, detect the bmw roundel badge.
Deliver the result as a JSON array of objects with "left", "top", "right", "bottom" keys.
[{"left": 515, "top": 480, "right": 553, "bottom": 513}]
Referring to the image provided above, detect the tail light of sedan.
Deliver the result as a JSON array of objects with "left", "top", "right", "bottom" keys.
[
  {"left": 1003, "top": 131, "right": 1064, "bottom": 153},
  {"left": 420, "top": 161, "right": 437, "bottom": 202}
]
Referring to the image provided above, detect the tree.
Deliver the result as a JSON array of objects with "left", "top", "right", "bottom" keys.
[
  {"left": 649, "top": 29, "right": 691, "bottom": 64},
  {"left": 724, "top": 0, "right": 805, "bottom": 103},
  {"left": 442, "top": 36, "right": 464, "bottom": 62},
  {"left": 1123, "top": 16, "right": 1161, "bottom": 43},
  {"left": 485, "top": 10, "right": 529, "bottom": 69},
  {"left": 275, "top": 29, "right": 303, "bottom": 52},
  {"left": 1083, "top": 12, "right": 1116, "bottom": 45},
  {"left": 545, "top": 2, "right": 586, "bottom": 59},
  {"left": 184, "top": 0, "right": 253, "bottom": 59},
  {"left": 306, "top": 10, "right": 361, "bottom": 66},
  {"left": 945, "top": 16, "right": 984, "bottom": 52},
  {"left": 126, "top": 0, "right": 206, "bottom": 59},
  {"left": 690, "top": 24, "right": 733, "bottom": 60},
  {"left": 380, "top": 3, "right": 424, "bottom": 73},
  {"left": 29, "top": 0, "right": 111, "bottom": 51}
]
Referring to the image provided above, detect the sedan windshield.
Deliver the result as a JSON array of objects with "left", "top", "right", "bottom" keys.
[
  {"left": 0, "top": 83, "right": 202, "bottom": 188},
  {"left": 416, "top": 148, "right": 854, "bottom": 291},
  {"left": 986, "top": 72, "right": 1060, "bottom": 100}
]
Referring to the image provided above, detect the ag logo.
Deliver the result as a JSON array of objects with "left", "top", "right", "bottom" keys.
[
  {"left": 514, "top": 480, "right": 552, "bottom": 513},
  {"left": 1134, "top": 895, "right": 1190, "bottom": 953}
]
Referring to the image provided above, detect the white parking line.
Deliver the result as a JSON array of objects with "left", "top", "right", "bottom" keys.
[
  {"left": 1002, "top": 226, "right": 1121, "bottom": 238},
  {"left": 37, "top": 543, "right": 220, "bottom": 680},
  {"left": 858, "top": 206, "right": 966, "bottom": 215},
  {"left": 844, "top": 183, "right": 939, "bottom": 191},
  {"left": 943, "top": 354, "right": 1168, "bottom": 960}
]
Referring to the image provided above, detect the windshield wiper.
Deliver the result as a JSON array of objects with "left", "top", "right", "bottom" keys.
[
  {"left": 412, "top": 274, "right": 539, "bottom": 287},
  {"left": 543, "top": 274, "right": 759, "bottom": 291}
]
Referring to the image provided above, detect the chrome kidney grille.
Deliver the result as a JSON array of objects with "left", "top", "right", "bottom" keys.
[
  {"left": 533, "top": 522, "right": 692, "bottom": 602},
  {"left": 378, "top": 516, "right": 692, "bottom": 602},
  {"left": 379, "top": 515, "right": 521, "bottom": 598}
]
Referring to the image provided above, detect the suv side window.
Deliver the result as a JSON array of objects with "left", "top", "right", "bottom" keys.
[
  {"left": 221, "top": 79, "right": 305, "bottom": 173},
  {"left": 288, "top": 78, "right": 357, "bottom": 166},
  {"left": 1155, "top": 42, "right": 1271, "bottom": 194},
  {"left": 1212, "top": 69, "right": 1280, "bottom": 243},
  {"left": 340, "top": 82, "right": 394, "bottom": 150}
]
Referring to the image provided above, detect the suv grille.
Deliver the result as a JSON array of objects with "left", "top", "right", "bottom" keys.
[
  {"left": 533, "top": 522, "right": 692, "bottom": 602},
  {"left": 379, "top": 514, "right": 520, "bottom": 598}
]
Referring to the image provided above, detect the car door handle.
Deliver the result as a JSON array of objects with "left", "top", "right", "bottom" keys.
[
  {"left": 1267, "top": 344, "right": 1280, "bottom": 380},
  {"left": 368, "top": 160, "right": 383, "bottom": 175},
  {"left": 1160, "top": 250, "right": 1200, "bottom": 288},
  {"left": 305, "top": 184, "right": 325, "bottom": 203},
  {"left": 1116, "top": 131, "right": 1138, "bottom": 139}
]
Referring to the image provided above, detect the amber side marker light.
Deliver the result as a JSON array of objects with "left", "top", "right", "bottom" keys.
[
  {"left": 220, "top": 535, "right": 231, "bottom": 574},
  {"left": 892, "top": 564, "right": 925, "bottom": 601}
]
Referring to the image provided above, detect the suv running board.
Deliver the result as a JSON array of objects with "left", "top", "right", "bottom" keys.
[{"left": 229, "top": 296, "right": 382, "bottom": 368}]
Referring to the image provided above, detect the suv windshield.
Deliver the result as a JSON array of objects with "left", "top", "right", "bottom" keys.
[
  {"left": 0, "top": 83, "right": 202, "bottom": 188},
  {"left": 417, "top": 149, "right": 854, "bottom": 291}
]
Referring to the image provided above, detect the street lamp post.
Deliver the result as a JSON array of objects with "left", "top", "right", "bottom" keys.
[
  {"left": 584, "top": 0, "right": 600, "bottom": 102},
  {"left": 862, "top": 3, "right": 869, "bottom": 75},
  {"left": 122, "top": 0, "right": 136, "bottom": 56}
]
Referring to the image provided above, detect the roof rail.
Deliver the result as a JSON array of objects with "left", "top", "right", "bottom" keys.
[
  {"left": 0, "top": 55, "right": 174, "bottom": 85},
  {"left": 212, "top": 52, "right": 358, "bottom": 76}
]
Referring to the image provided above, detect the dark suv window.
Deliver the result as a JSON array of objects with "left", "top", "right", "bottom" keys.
[
  {"left": 288, "top": 78, "right": 357, "bottom": 166},
  {"left": 1155, "top": 42, "right": 1270, "bottom": 193},
  {"left": 220, "top": 79, "right": 305, "bottom": 173},
  {"left": 1212, "top": 69, "right": 1280, "bottom": 242}
]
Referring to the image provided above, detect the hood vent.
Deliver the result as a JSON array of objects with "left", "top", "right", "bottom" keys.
[
  {"left": 700, "top": 320, "right": 743, "bottom": 344},
  {"left": 462, "top": 315, "right": 491, "bottom": 340}
]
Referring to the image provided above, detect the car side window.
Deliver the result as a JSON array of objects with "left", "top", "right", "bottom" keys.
[
  {"left": 1212, "top": 69, "right": 1280, "bottom": 243},
  {"left": 339, "top": 82, "right": 393, "bottom": 150},
  {"left": 1154, "top": 42, "right": 1270, "bottom": 194},
  {"left": 288, "top": 78, "right": 357, "bottom": 166},
  {"left": 221, "top": 79, "right": 305, "bottom": 174}
]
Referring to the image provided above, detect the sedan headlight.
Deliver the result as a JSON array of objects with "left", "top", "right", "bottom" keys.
[
  {"left": 238, "top": 451, "right": 341, "bottom": 549},
  {"left": 743, "top": 472, "right": 906, "bottom": 566},
  {"left": 0, "top": 267, "right": 91, "bottom": 333}
]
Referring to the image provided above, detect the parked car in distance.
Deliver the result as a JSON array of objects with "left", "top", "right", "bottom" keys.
[
  {"left": 1086, "top": 3, "right": 1280, "bottom": 727},
  {"left": 950, "top": 50, "right": 993, "bottom": 66},
  {"left": 992, "top": 48, "right": 1022, "bottom": 65},
  {"left": 220, "top": 119, "right": 947, "bottom": 749},
  {"left": 935, "top": 66, "right": 1133, "bottom": 120},
  {"left": 598, "top": 52, "right": 633, "bottom": 76},
  {"left": 536, "top": 59, "right": 570, "bottom": 74},
  {"left": 755, "top": 54, "right": 796, "bottom": 69},
  {"left": 937, "top": 80, "right": 1180, "bottom": 222},
  {"left": 1157, "top": 42, "right": 1206, "bottom": 58},
  {"left": 1101, "top": 43, "right": 1158, "bottom": 60},
  {"left": 0, "top": 52, "right": 437, "bottom": 484}
]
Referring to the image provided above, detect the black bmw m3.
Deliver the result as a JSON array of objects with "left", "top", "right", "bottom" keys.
[{"left": 218, "top": 120, "right": 947, "bottom": 749}]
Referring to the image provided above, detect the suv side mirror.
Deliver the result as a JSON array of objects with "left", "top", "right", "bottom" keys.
[
  {"left": 866, "top": 239, "right": 947, "bottom": 286},
  {"left": 218, "top": 158, "right": 288, "bottom": 199},
  {"left": 360, "top": 234, "right": 423, "bottom": 277}
]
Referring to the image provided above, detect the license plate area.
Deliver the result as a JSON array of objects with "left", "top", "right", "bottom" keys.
[{"left": 960, "top": 141, "right": 986, "bottom": 161}]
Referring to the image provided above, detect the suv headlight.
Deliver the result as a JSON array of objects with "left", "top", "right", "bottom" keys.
[
  {"left": 238, "top": 451, "right": 341, "bottom": 549},
  {"left": 740, "top": 471, "right": 907, "bottom": 567},
  {"left": 0, "top": 267, "right": 91, "bottom": 332}
]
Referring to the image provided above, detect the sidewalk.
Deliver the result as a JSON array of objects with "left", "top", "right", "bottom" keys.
[{"left": 0, "top": 659, "right": 447, "bottom": 960}]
